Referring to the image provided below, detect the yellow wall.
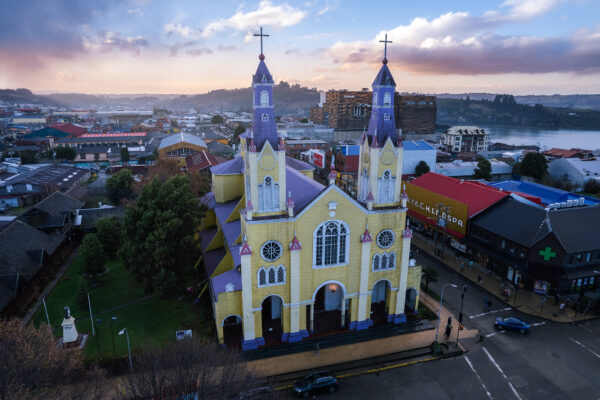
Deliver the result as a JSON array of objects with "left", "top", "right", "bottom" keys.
[
  {"left": 212, "top": 174, "right": 244, "bottom": 203},
  {"left": 214, "top": 290, "right": 243, "bottom": 344},
  {"left": 158, "top": 141, "right": 208, "bottom": 158}
]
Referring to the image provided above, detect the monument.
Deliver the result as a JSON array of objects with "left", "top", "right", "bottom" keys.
[{"left": 59, "top": 305, "right": 88, "bottom": 349}]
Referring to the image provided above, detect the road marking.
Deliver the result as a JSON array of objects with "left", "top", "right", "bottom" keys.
[
  {"left": 469, "top": 308, "right": 512, "bottom": 319},
  {"left": 483, "top": 347, "right": 523, "bottom": 400},
  {"left": 485, "top": 330, "right": 506, "bottom": 338},
  {"left": 569, "top": 337, "right": 600, "bottom": 359},
  {"left": 464, "top": 356, "right": 494, "bottom": 400},
  {"left": 578, "top": 324, "right": 593, "bottom": 333}
]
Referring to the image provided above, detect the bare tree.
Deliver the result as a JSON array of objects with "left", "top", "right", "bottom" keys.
[{"left": 119, "top": 339, "right": 255, "bottom": 400}]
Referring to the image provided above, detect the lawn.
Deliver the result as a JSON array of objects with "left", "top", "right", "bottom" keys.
[{"left": 32, "top": 254, "right": 215, "bottom": 359}]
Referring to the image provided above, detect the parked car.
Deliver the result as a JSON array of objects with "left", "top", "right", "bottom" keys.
[
  {"left": 237, "top": 385, "right": 274, "bottom": 399},
  {"left": 495, "top": 317, "right": 530, "bottom": 333},
  {"left": 293, "top": 370, "right": 338, "bottom": 398}
]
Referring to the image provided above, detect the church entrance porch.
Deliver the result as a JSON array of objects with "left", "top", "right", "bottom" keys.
[
  {"left": 223, "top": 315, "right": 243, "bottom": 350},
  {"left": 261, "top": 296, "right": 283, "bottom": 345},
  {"left": 311, "top": 283, "right": 346, "bottom": 336},
  {"left": 370, "top": 280, "right": 390, "bottom": 325}
]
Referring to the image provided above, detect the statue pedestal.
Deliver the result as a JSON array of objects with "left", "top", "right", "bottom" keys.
[{"left": 62, "top": 316, "right": 79, "bottom": 343}]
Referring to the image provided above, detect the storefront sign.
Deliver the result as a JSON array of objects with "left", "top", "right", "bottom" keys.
[
  {"left": 313, "top": 152, "right": 324, "bottom": 168},
  {"left": 404, "top": 181, "right": 468, "bottom": 236},
  {"left": 534, "top": 280, "right": 550, "bottom": 295}
]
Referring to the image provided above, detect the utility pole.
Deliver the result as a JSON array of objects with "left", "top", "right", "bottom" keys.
[{"left": 456, "top": 285, "right": 467, "bottom": 347}]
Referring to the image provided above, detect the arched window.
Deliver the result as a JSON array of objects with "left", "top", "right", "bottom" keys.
[
  {"left": 373, "top": 254, "right": 380, "bottom": 270},
  {"left": 377, "top": 169, "right": 395, "bottom": 203},
  {"left": 258, "top": 269, "right": 266, "bottom": 286},
  {"left": 381, "top": 254, "right": 388, "bottom": 269},
  {"left": 268, "top": 267, "right": 276, "bottom": 284},
  {"left": 373, "top": 92, "right": 378, "bottom": 106},
  {"left": 389, "top": 252, "right": 396, "bottom": 269},
  {"left": 261, "top": 113, "right": 269, "bottom": 122},
  {"left": 259, "top": 176, "right": 278, "bottom": 211},
  {"left": 383, "top": 92, "right": 391, "bottom": 107},
  {"left": 277, "top": 265, "right": 285, "bottom": 283},
  {"left": 260, "top": 90, "right": 269, "bottom": 106},
  {"left": 313, "top": 220, "right": 349, "bottom": 267}
]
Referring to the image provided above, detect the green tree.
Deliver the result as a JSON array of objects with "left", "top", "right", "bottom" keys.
[
  {"left": 231, "top": 125, "right": 246, "bottom": 145},
  {"left": 415, "top": 160, "right": 430, "bottom": 177},
  {"left": 80, "top": 234, "right": 107, "bottom": 280},
  {"left": 583, "top": 179, "right": 600, "bottom": 194},
  {"left": 55, "top": 146, "right": 76, "bottom": 162},
  {"left": 120, "top": 147, "right": 130, "bottom": 163},
  {"left": 106, "top": 169, "right": 133, "bottom": 204},
  {"left": 299, "top": 117, "right": 308, "bottom": 123},
  {"left": 520, "top": 152, "right": 548, "bottom": 180},
  {"left": 19, "top": 150, "right": 37, "bottom": 164},
  {"left": 119, "top": 176, "right": 201, "bottom": 295},
  {"left": 473, "top": 157, "right": 492, "bottom": 180},
  {"left": 421, "top": 266, "right": 439, "bottom": 292},
  {"left": 211, "top": 114, "right": 224, "bottom": 124},
  {"left": 95, "top": 217, "right": 123, "bottom": 258},
  {"left": 153, "top": 268, "right": 179, "bottom": 298}
]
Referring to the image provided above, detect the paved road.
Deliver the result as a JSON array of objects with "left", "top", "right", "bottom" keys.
[{"left": 276, "top": 247, "right": 600, "bottom": 399}]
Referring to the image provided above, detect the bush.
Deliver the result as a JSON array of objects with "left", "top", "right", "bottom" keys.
[
  {"left": 583, "top": 179, "right": 600, "bottom": 194},
  {"left": 106, "top": 169, "right": 133, "bottom": 204},
  {"left": 95, "top": 217, "right": 123, "bottom": 258}
]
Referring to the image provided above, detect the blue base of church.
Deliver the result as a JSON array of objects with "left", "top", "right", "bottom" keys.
[
  {"left": 348, "top": 321, "right": 357, "bottom": 330},
  {"left": 356, "top": 319, "right": 373, "bottom": 330},
  {"left": 288, "top": 330, "right": 310, "bottom": 343},
  {"left": 242, "top": 337, "right": 265, "bottom": 351},
  {"left": 393, "top": 313, "right": 407, "bottom": 324}
]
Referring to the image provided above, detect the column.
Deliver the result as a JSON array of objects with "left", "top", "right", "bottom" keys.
[
  {"left": 356, "top": 227, "right": 372, "bottom": 330},
  {"left": 341, "top": 297, "right": 346, "bottom": 328},
  {"left": 394, "top": 228, "right": 412, "bottom": 323},
  {"left": 239, "top": 240, "right": 262, "bottom": 350},
  {"left": 288, "top": 235, "right": 308, "bottom": 342},
  {"left": 310, "top": 303, "right": 314, "bottom": 333}
]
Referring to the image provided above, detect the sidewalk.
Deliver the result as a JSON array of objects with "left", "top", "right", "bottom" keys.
[
  {"left": 411, "top": 233, "right": 597, "bottom": 323},
  {"left": 248, "top": 292, "right": 478, "bottom": 378}
]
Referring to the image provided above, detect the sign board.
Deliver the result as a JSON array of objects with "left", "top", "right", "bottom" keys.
[
  {"left": 534, "top": 280, "right": 550, "bottom": 295},
  {"left": 313, "top": 151, "right": 324, "bottom": 168},
  {"left": 176, "top": 329, "right": 193, "bottom": 341},
  {"left": 403, "top": 181, "right": 469, "bottom": 236}
]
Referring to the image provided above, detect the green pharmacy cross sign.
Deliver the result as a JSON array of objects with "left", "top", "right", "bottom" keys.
[{"left": 539, "top": 246, "right": 556, "bottom": 261}]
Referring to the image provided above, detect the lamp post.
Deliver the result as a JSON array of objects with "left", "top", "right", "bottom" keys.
[
  {"left": 434, "top": 283, "right": 458, "bottom": 353},
  {"left": 455, "top": 285, "right": 467, "bottom": 347},
  {"left": 118, "top": 328, "right": 133, "bottom": 374},
  {"left": 110, "top": 316, "right": 117, "bottom": 355}
]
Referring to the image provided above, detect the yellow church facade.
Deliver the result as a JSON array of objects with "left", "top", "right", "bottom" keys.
[{"left": 199, "top": 44, "right": 420, "bottom": 350}]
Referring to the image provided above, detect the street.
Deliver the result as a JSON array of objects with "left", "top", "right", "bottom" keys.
[{"left": 275, "top": 248, "right": 600, "bottom": 399}]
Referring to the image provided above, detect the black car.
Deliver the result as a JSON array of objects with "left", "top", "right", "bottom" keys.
[{"left": 293, "top": 370, "right": 338, "bottom": 398}]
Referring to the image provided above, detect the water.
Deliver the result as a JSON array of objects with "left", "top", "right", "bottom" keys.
[{"left": 484, "top": 126, "right": 600, "bottom": 150}]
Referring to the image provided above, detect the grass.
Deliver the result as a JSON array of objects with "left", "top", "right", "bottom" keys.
[
  {"left": 7, "top": 205, "right": 31, "bottom": 216},
  {"left": 32, "top": 254, "right": 213, "bottom": 359}
]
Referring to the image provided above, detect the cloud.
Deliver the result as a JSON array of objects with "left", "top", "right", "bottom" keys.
[
  {"left": 95, "top": 31, "right": 148, "bottom": 55},
  {"left": 127, "top": 8, "right": 143, "bottom": 16},
  {"left": 164, "top": 11, "right": 196, "bottom": 38},
  {"left": 186, "top": 48, "right": 213, "bottom": 56},
  {"left": 200, "top": 1, "right": 306, "bottom": 38},
  {"left": 317, "top": 0, "right": 340, "bottom": 16},
  {"left": 217, "top": 44, "right": 238, "bottom": 51},
  {"left": 327, "top": 1, "right": 600, "bottom": 75}
]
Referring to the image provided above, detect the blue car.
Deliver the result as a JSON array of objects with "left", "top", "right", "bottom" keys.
[{"left": 495, "top": 317, "right": 530, "bottom": 333}]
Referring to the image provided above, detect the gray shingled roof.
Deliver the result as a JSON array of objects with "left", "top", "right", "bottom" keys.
[
  {"left": 34, "top": 191, "right": 84, "bottom": 217},
  {"left": 550, "top": 205, "right": 600, "bottom": 253}
]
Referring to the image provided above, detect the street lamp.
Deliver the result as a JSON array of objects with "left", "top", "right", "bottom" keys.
[
  {"left": 455, "top": 285, "right": 467, "bottom": 346},
  {"left": 118, "top": 328, "right": 133, "bottom": 374},
  {"left": 434, "top": 283, "right": 458, "bottom": 353}
]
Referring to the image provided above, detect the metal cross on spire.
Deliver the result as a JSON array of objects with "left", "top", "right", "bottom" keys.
[
  {"left": 254, "top": 26, "right": 270, "bottom": 58},
  {"left": 379, "top": 33, "right": 392, "bottom": 63}
]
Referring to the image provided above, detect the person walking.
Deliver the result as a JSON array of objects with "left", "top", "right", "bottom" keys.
[
  {"left": 560, "top": 303, "right": 565, "bottom": 313},
  {"left": 477, "top": 273, "right": 483, "bottom": 285}
]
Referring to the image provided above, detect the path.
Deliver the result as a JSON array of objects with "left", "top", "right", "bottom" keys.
[{"left": 22, "top": 247, "right": 80, "bottom": 325}]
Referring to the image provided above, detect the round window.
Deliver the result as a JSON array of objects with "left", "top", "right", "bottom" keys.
[
  {"left": 377, "top": 230, "right": 395, "bottom": 249},
  {"left": 261, "top": 241, "right": 282, "bottom": 262}
]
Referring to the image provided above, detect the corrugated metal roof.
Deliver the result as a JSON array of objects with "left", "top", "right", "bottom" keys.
[{"left": 158, "top": 133, "right": 207, "bottom": 150}]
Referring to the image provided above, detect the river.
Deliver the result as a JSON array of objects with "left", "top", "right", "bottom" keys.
[{"left": 484, "top": 126, "right": 600, "bottom": 150}]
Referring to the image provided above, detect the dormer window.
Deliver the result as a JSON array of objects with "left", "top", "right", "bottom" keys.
[
  {"left": 260, "top": 90, "right": 269, "bottom": 106},
  {"left": 383, "top": 92, "right": 391, "bottom": 107},
  {"left": 261, "top": 113, "right": 269, "bottom": 122}
]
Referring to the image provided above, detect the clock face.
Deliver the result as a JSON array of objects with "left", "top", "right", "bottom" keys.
[
  {"left": 381, "top": 149, "right": 395, "bottom": 165},
  {"left": 259, "top": 154, "right": 276, "bottom": 170}
]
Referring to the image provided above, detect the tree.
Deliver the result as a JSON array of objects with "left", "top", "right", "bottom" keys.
[
  {"left": 119, "top": 338, "right": 254, "bottom": 400},
  {"left": 106, "top": 169, "right": 134, "bottom": 204},
  {"left": 19, "top": 150, "right": 37, "bottom": 164},
  {"left": 299, "top": 117, "right": 308, "bottom": 123},
  {"left": 120, "top": 147, "right": 130, "bottom": 163},
  {"left": 55, "top": 146, "right": 76, "bottom": 162},
  {"left": 211, "top": 114, "right": 224, "bottom": 124},
  {"left": 95, "top": 217, "right": 123, "bottom": 258},
  {"left": 0, "top": 319, "right": 109, "bottom": 400},
  {"left": 473, "top": 157, "right": 492, "bottom": 180},
  {"left": 80, "top": 233, "right": 107, "bottom": 279},
  {"left": 421, "top": 266, "right": 439, "bottom": 292},
  {"left": 583, "top": 179, "right": 600, "bottom": 194},
  {"left": 415, "top": 161, "right": 430, "bottom": 177},
  {"left": 153, "top": 268, "right": 179, "bottom": 298},
  {"left": 119, "top": 176, "right": 201, "bottom": 294},
  {"left": 520, "top": 152, "right": 548, "bottom": 180}
]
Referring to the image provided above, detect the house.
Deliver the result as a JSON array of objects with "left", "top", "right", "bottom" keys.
[
  {"left": 402, "top": 140, "right": 436, "bottom": 176},
  {"left": 486, "top": 180, "right": 600, "bottom": 207},
  {"left": 185, "top": 151, "right": 227, "bottom": 174},
  {"left": 469, "top": 197, "right": 600, "bottom": 294},
  {"left": 548, "top": 158, "right": 600, "bottom": 191},
  {"left": 158, "top": 132, "right": 209, "bottom": 161},
  {"left": 207, "top": 141, "right": 236, "bottom": 158},
  {"left": 435, "top": 160, "right": 512, "bottom": 181},
  {"left": 441, "top": 126, "right": 490, "bottom": 153},
  {"left": 542, "top": 148, "right": 592, "bottom": 160},
  {"left": 18, "top": 191, "right": 84, "bottom": 234},
  {"left": 50, "top": 123, "right": 87, "bottom": 137}
]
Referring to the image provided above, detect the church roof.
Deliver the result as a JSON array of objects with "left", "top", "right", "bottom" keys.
[
  {"left": 286, "top": 157, "right": 314, "bottom": 172},
  {"left": 253, "top": 60, "right": 274, "bottom": 84},
  {"left": 211, "top": 268, "right": 242, "bottom": 299},
  {"left": 372, "top": 63, "right": 396, "bottom": 87},
  {"left": 210, "top": 155, "right": 244, "bottom": 175},
  {"left": 286, "top": 166, "right": 325, "bottom": 213}
]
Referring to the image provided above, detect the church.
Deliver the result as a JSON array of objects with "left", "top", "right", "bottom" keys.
[{"left": 199, "top": 32, "right": 421, "bottom": 350}]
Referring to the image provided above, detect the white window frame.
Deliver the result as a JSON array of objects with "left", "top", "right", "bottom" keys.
[
  {"left": 377, "top": 169, "right": 395, "bottom": 203},
  {"left": 384, "top": 113, "right": 390, "bottom": 121},
  {"left": 261, "top": 113, "right": 269, "bottom": 122},
  {"left": 257, "top": 265, "right": 286, "bottom": 287},
  {"left": 258, "top": 176, "right": 279, "bottom": 211},
  {"left": 312, "top": 220, "right": 350, "bottom": 269},
  {"left": 372, "top": 251, "right": 397, "bottom": 272},
  {"left": 383, "top": 92, "right": 391, "bottom": 107},
  {"left": 260, "top": 240, "right": 283, "bottom": 262},
  {"left": 376, "top": 229, "right": 395, "bottom": 249},
  {"left": 260, "top": 90, "right": 269, "bottom": 106}
]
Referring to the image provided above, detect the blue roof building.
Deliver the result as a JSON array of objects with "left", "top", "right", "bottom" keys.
[{"left": 488, "top": 180, "right": 600, "bottom": 206}]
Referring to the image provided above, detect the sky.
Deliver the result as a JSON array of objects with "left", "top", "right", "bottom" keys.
[{"left": 0, "top": 0, "right": 599, "bottom": 95}]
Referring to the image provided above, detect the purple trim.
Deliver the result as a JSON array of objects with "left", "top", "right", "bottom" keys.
[
  {"left": 288, "top": 330, "right": 310, "bottom": 343},
  {"left": 356, "top": 319, "right": 372, "bottom": 330},
  {"left": 348, "top": 321, "right": 358, "bottom": 330},
  {"left": 386, "top": 313, "right": 394, "bottom": 323},
  {"left": 241, "top": 337, "right": 265, "bottom": 351},
  {"left": 281, "top": 332, "right": 289, "bottom": 342},
  {"left": 393, "top": 313, "right": 407, "bottom": 324}
]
